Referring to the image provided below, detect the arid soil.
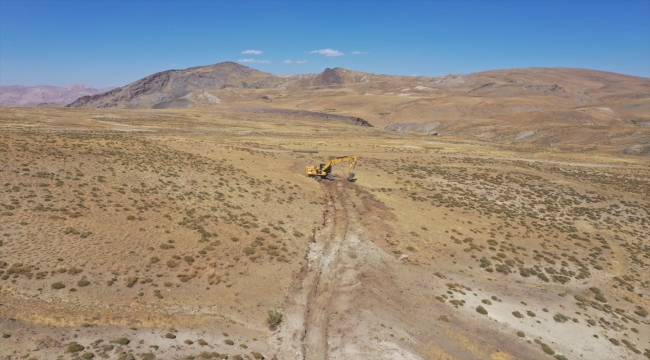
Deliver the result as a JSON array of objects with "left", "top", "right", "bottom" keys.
[{"left": 0, "top": 106, "right": 648, "bottom": 360}]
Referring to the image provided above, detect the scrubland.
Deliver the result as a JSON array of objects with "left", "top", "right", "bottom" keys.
[{"left": 0, "top": 106, "right": 648, "bottom": 359}]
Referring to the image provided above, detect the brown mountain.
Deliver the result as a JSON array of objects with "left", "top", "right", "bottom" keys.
[
  {"left": 0, "top": 83, "right": 115, "bottom": 107},
  {"left": 68, "top": 62, "right": 283, "bottom": 109},
  {"left": 65, "top": 62, "right": 649, "bottom": 155}
]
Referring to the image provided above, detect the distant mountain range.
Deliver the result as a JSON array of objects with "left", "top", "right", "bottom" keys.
[
  {"left": 0, "top": 83, "right": 116, "bottom": 106},
  {"left": 3, "top": 62, "right": 648, "bottom": 138}
]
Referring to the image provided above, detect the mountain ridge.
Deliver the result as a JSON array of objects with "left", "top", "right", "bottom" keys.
[{"left": 0, "top": 83, "right": 115, "bottom": 106}]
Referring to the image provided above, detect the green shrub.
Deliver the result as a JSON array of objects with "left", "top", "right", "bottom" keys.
[
  {"left": 66, "top": 343, "right": 85, "bottom": 353},
  {"left": 164, "top": 333, "right": 176, "bottom": 339},
  {"left": 476, "top": 306, "right": 488, "bottom": 315},
  {"left": 224, "top": 339, "right": 234, "bottom": 345},
  {"left": 52, "top": 282, "right": 66, "bottom": 290},
  {"left": 115, "top": 337, "right": 130, "bottom": 345},
  {"left": 634, "top": 306, "right": 648, "bottom": 317},
  {"left": 267, "top": 309, "right": 283, "bottom": 326},
  {"left": 541, "top": 344, "right": 555, "bottom": 355},
  {"left": 512, "top": 311, "right": 523, "bottom": 318},
  {"left": 77, "top": 279, "right": 90, "bottom": 287},
  {"left": 553, "top": 313, "right": 568, "bottom": 323},
  {"left": 516, "top": 331, "right": 525, "bottom": 338},
  {"left": 81, "top": 352, "right": 94, "bottom": 359}
]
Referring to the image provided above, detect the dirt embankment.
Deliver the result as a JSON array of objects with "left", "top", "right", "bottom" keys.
[{"left": 239, "top": 108, "right": 373, "bottom": 127}]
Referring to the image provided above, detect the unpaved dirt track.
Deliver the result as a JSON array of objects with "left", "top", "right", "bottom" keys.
[{"left": 269, "top": 180, "right": 547, "bottom": 360}]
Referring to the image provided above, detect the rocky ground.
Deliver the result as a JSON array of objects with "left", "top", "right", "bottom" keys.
[{"left": 0, "top": 106, "right": 648, "bottom": 359}]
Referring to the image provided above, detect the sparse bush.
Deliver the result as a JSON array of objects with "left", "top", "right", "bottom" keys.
[
  {"left": 140, "top": 353, "right": 155, "bottom": 360},
  {"left": 512, "top": 311, "right": 524, "bottom": 318},
  {"left": 267, "top": 309, "right": 283, "bottom": 326},
  {"left": 553, "top": 313, "right": 568, "bottom": 323},
  {"left": 150, "top": 256, "right": 160, "bottom": 264},
  {"left": 184, "top": 339, "right": 193, "bottom": 345},
  {"left": 476, "top": 306, "right": 488, "bottom": 315},
  {"left": 164, "top": 333, "right": 176, "bottom": 339},
  {"left": 68, "top": 267, "right": 82, "bottom": 275},
  {"left": 541, "top": 344, "right": 555, "bottom": 355},
  {"left": 516, "top": 331, "right": 525, "bottom": 337},
  {"left": 184, "top": 256, "right": 195, "bottom": 263},
  {"left": 481, "top": 299, "right": 492, "bottom": 305},
  {"left": 224, "top": 339, "right": 234, "bottom": 345},
  {"left": 77, "top": 279, "right": 90, "bottom": 287},
  {"left": 115, "top": 337, "right": 130, "bottom": 345},
  {"left": 66, "top": 342, "right": 85, "bottom": 353},
  {"left": 126, "top": 277, "right": 138, "bottom": 287},
  {"left": 52, "top": 282, "right": 65, "bottom": 290},
  {"left": 81, "top": 352, "right": 94, "bottom": 359},
  {"left": 197, "top": 339, "right": 208, "bottom": 346}
]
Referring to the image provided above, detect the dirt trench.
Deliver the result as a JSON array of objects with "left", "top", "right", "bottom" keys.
[
  {"left": 268, "top": 180, "right": 420, "bottom": 359},
  {"left": 268, "top": 180, "right": 546, "bottom": 360}
]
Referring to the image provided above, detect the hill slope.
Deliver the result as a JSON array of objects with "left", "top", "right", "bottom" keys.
[
  {"left": 65, "top": 63, "right": 649, "bottom": 155},
  {"left": 68, "top": 62, "right": 283, "bottom": 109}
]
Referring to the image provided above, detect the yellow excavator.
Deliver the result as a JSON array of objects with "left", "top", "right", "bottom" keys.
[{"left": 305, "top": 155, "right": 358, "bottom": 181}]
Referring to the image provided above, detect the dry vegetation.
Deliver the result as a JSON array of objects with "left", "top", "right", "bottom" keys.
[{"left": 0, "top": 106, "right": 648, "bottom": 360}]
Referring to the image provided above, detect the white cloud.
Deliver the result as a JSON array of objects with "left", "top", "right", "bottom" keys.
[
  {"left": 296, "top": 60, "right": 307, "bottom": 64},
  {"left": 309, "top": 49, "right": 344, "bottom": 57},
  {"left": 283, "top": 60, "right": 307, "bottom": 64},
  {"left": 351, "top": 51, "right": 367, "bottom": 55},
  {"left": 238, "top": 59, "right": 270, "bottom": 63},
  {"left": 283, "top": 60, "right": 292, "bottom": 63},
  {"left": 241, "top": 50, "right": 263, "bottom": 55}
]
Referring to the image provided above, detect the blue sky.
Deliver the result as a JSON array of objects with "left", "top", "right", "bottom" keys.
[{"left": 1, "top": 0, "right": 648, "bottom": 87}]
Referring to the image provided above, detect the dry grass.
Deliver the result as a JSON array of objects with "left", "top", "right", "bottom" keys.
[{"left": 0, "top": 106, "right": 648, "bottom": 359}]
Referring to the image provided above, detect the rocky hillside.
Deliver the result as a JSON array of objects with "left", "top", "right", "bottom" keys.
[
  {"left": 0, "top": 83, "right": 114, "bottom": 106},
  {"left": 67, "top": 62, "right": 283, "bottom": 109}
]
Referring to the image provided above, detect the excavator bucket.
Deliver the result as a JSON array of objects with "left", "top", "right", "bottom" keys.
[{"left": 348, "top": 172, "right": 356, "bottom": 181}]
